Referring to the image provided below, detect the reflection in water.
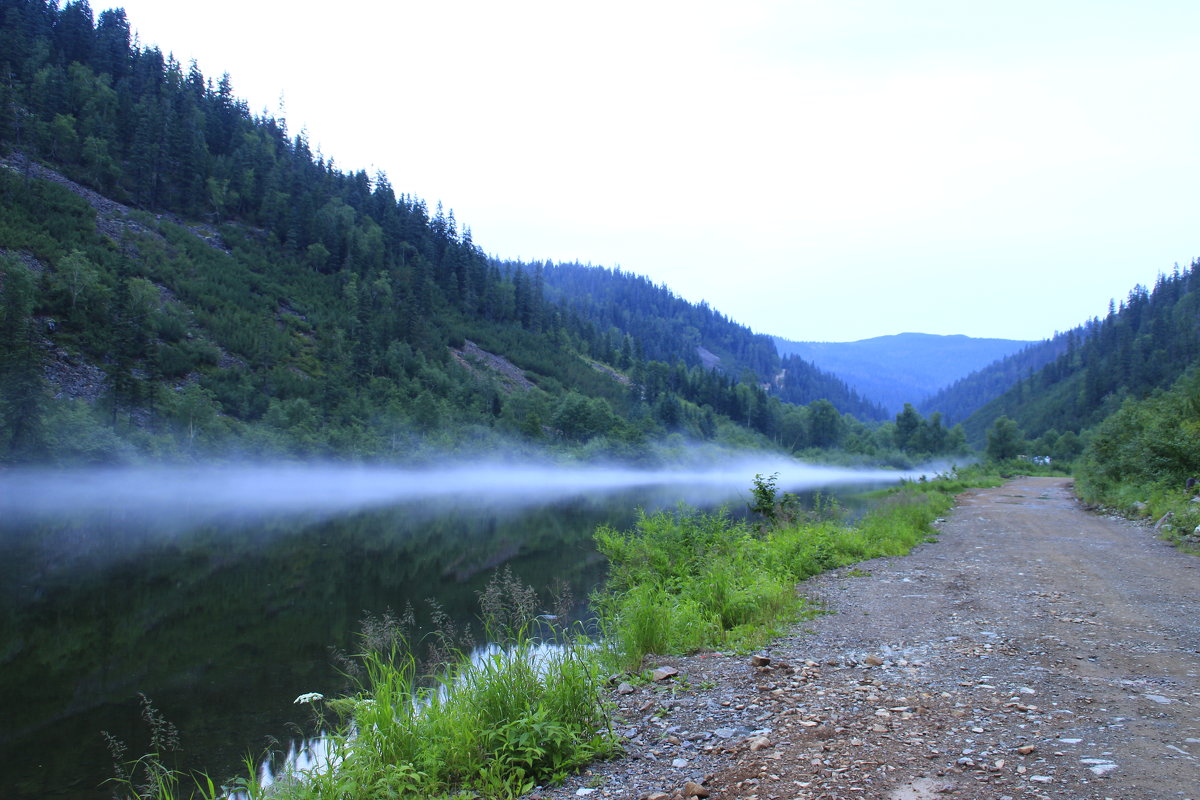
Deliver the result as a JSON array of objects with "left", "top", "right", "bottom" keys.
[
  {"left": 0, "top": 460, "right": 914, "bottom": 799},
  {"left": 259, "top": 736, "right": 335, "bottom": 793}
]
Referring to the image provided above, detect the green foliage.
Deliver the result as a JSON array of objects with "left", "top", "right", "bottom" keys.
[
  {"left": 593, "top": 476, "right": 963, "bottom": 670},
  {"left": 0, "top": 253, "right": 49, "bottom": 459},
  {"left": 251, "top": 573, "right": 617, "bottom": 800},
  {"left": 0, "top": 0, "right": 930, "bottom": 467},
  {"left": 985, "top": 415, "right": 1025, "bottom": 461},
  {"left": 956, "top": 264, "right": 1200, "bottom": 446},
  {"left": 891, "top": 403, "right": 967, "bottom": 458},
  {"left": 921, "top": 337, "right": 1070, "bottom": 426},
  {"left": 748, "top": 472, "right": 790, "bottom": 523},
  {"left": 538, "top": 262, "right": 779, "bottom": 382},
  {"left": 602, "top": 583, "right": 718, "bottom": 667},
  {"left": 1075, "top": 369, "right": 1200, "bottom": 511},
  {"left": 102, "top": 695, "right": 223, "bottom": 800}
]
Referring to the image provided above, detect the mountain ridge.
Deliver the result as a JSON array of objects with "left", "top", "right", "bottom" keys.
[{"left": 773, "top": 331, "right": 1034, "bottom": 414}]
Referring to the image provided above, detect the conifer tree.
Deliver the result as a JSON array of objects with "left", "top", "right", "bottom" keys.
[{"left": 0, "top": 257, "right": 48, "bottom": 458}]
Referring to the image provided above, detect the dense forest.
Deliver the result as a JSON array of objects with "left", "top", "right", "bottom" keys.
[
  {"left": 0, "top": 0, "right": 972, "bottom": 467},
  {"left": 535, "top": 262, "right": 778, "bottom": 379},
  {"left": 3, "top": 0, "right": 1192, "bottom": 480}
]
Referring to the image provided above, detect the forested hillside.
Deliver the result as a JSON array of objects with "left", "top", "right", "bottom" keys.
[
  {"left": 537, "top": 263, "right": 886, "bottom": 421},
  {"left": 960, "top": 264, "right": 1200, "bottom": 446},
  {"left": 918, "top": 335, "right": 1072, "bottom": 424},
  {"left": 773, "top": 355, "right": 886, "bottom": 421},
  {"left": 0, "top": 0, "right": 913, "bottom": 465},
  {"left": 535, "top": 263, "right": 778, "bottom": 379}
]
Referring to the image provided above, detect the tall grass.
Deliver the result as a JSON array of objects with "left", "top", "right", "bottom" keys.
[
  {"left": 593, "top": 476, "right": 965, "bottom": 670},
  {"left": 102, "top": 695, "right": 226, "bottom": 800},
  {"left": 257, "top": 570, "right": 617, "bottom": 800}
]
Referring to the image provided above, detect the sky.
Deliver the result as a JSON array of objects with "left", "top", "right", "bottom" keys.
[{"left": 103, "top": 1, "right": 1200, "bottom": 343}]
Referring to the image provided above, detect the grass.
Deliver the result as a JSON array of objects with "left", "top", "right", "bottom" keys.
[
  {"left": 102, "top": 695, "right": 226, "bottom": 800},
  {"left": 1075, "top": 474, "right": 1200, "bottom": 553},
  {"left": 242, "top": 570, "right": 618, "bottom": 800},
  {"left": 591, "top": 470, "right": 984, "bottom": 670}
]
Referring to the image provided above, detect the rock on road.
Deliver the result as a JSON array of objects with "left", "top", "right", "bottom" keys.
[{"left": 544, "top": 477, "right": 1200, "bottom": 800}]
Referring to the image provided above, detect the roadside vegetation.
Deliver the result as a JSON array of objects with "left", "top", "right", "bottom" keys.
[
  {"left": 590, "top": 469, "right": 985, "bottom": 670},
  {"left": 1074, "top": 369, "right": 1200, "bottom": 549},
  {"left": 260, "top": 580, "right": 617, "bottom": 800}
]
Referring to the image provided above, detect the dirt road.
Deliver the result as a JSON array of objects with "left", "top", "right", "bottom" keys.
[{"left": 544, "top": 477, "right": 1200, "bottom": 800}]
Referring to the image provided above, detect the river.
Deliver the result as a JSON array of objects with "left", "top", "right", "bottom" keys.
[{"left": 0, "top": 457, "right": 914, "bottom": 798}]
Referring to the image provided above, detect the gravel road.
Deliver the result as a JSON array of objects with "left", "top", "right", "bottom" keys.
[{"left": 539, "top": 477, "right": 1200, "bottom": 800}]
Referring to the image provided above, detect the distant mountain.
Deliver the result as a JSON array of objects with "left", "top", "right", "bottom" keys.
[{"left": 774, "top": 333, "right": 1033, "bottom": 415}]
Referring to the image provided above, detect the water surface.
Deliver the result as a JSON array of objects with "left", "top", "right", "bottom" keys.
[{"left": 0, "top": 459, "right": 910, "bottom": 798}]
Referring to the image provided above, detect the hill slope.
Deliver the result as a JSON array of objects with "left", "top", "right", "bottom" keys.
[
  {"left": 917, "top": 336, "right": 1072, "bottom": 425},
  {"left": 959, "top": 264, "right": 1200, "bottom": 445},
  {"left": 774, "top": 332, "right": 1033, "bottom": 414},
  {"left": 0, "top": 0, "right": 893, "bottom": 464},
  {"left": 538, "top": 263, "right": 887, "bottom": 420}
]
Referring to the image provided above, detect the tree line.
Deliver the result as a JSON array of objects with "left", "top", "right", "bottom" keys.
[{"left": 957, "top": 263, "right": 1200, "bottom": 446}]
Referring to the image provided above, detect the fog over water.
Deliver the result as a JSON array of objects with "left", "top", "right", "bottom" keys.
[
  {"left": 0, "top": 457, "right": 920, "bottom": 525},
  {"left": 0, "top": 456, "right": 927, "bottom": 800}
]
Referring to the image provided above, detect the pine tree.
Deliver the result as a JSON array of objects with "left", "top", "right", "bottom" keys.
[{"left": 0, "top": 256, "right": 48, "bottom": 459}]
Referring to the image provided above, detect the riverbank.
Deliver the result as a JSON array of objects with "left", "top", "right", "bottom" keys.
[
  {"left": 536, "top": 477, "right": 1199, "bottom": 800},
  {"left": 215, "top": 475, "right": 959, "bottom": 800}
]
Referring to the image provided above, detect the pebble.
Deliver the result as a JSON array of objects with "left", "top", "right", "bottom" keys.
[{"left": 1081, "top": 758, "right": 1118, "bottom": 776}]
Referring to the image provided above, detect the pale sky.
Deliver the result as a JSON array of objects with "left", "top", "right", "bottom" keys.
[{"left": 104, "top": 1, "right": 1200, "bottom": 343}]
